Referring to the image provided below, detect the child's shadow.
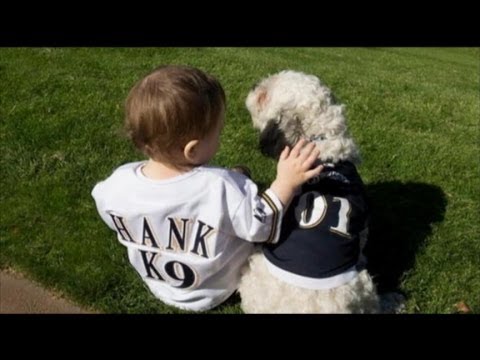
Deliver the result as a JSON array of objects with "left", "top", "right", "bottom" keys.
[{"left": 364, "top": 181, "right": 447, "bottom": 294}]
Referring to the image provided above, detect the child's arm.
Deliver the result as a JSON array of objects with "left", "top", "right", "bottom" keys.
[
  {"left": 91, "top": 181, "right": 117, "bottom": 231},
  {"left": 231, "top": 139, "right": 322, "bottom": 245}
]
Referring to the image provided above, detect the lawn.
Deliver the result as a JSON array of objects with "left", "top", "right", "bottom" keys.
[{"left": 1, "top": 47, "right": 478, "bottom": 313}]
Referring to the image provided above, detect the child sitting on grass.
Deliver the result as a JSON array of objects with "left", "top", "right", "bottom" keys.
[{"left": 92, "top": 65, "right": 322, "bottom": 311}]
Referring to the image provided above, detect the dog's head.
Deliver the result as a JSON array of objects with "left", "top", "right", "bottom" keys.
[{"left": 246, "top": 70, "right": 360, "bottom": 164}]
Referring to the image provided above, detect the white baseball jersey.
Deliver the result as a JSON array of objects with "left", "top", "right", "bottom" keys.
[{"left": 92, "top": 161, "right": 283, "bottom": 311}]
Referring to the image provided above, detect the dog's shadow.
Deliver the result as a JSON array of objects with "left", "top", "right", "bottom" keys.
[{"left": 364, "top": 181, "right": 447, "bottom": 294}]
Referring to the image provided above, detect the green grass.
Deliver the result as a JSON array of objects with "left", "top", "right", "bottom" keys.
[{"left": 1, "top": 48, "right": 478, "bottom": 314}]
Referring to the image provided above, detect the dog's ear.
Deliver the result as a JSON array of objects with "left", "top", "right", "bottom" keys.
[
  {"left": 259, "top": 120, "right": 289, "bottom": 159},
  {"left": 254, "top": 87, "right": 268, "bottom": 111}
]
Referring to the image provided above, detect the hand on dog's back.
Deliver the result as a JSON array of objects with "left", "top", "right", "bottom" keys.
[{"left": 271, "top": 138, "right": 323, "bottom": 207}]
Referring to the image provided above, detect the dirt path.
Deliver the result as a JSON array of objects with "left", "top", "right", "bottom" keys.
[{"left": 0, "top": 270, "right": 96, "bottom": 314}]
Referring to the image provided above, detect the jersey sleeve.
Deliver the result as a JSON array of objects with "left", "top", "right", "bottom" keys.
[
  {"left": 91, "top": 181, "right": 116, "bottom": 231},
  {"left": 231, "top": 184, "right": 284, "bottom": 244}
]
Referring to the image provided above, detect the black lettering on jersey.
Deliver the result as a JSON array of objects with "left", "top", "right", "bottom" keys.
[
  {"left": 191, "top": 220, "right": 214, "bottom": 258},
  {"left": 110, "top": 214, "right": 135, "bottom": 243},
  {"left": 142, "top": 218, "right": 160, "bottom": 248},
  {"left": 139, "top": 250, "right": 164, "bottom": 281},
  {"left": 167, "top": 218, "right": 190, "bottom": 251},
  {"left": 164, "top": 261, "right": 196, "bottom": 288},
  {"left": 304, "top": 192, "right": 315, "bottom": 223},
  {"left": 254, "top": 207, "right": 267, "bottom": 223}
]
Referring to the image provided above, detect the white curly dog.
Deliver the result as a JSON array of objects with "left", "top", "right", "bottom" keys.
[{"left": 238, "top": 70, "right": 380, "bottom": 313}]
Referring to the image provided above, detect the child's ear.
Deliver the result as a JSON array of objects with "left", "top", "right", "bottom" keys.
[{"left": 184, "top": 139, "right": 200, "bottom": 162}]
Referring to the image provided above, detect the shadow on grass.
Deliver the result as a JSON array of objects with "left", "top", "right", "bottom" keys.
[{"left": 364, "top": 181, "right": 447, "bottom": 294}]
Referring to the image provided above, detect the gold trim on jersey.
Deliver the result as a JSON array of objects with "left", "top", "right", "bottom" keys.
[{"left": 260, "top": 192, "right": 279, "bottom": 244}]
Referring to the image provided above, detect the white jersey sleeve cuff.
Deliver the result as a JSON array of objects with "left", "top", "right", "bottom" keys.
[{"left": 261, "top": 188, "right": 284, "bottom": 245}]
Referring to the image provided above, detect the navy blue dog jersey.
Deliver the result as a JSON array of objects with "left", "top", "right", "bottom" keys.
[{"left": 264, "top": 161, "right": 369, "bottom": 279}]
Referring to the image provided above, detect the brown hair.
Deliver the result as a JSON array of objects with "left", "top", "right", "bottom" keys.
[{"left": 125, "top": 65, "right": 226, "bottom": 162}]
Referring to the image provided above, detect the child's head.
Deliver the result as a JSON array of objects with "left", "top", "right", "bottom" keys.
[{"left": 125, "top": 65, "right": 226, "bottom": 167}]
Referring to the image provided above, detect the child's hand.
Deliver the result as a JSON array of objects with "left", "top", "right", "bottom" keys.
[
  {"left": 270, "top": 139, "right": 323, "bottom": 207},
  {"left": 278, "top": 138, "right": 323, "bottom": 187}
]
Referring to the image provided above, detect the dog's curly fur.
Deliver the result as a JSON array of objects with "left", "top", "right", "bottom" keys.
[
  {"left": 246, "top": 70, "right": 360, "bottom": 163},
  {"left": 239, "top": 70, "right": 380, "bottom": 313}
]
